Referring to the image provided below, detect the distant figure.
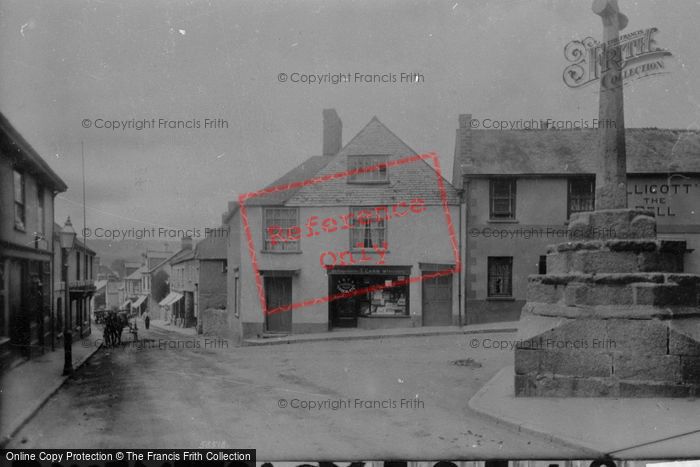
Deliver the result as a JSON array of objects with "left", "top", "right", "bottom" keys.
[{"left": 143, "top": 310, "right": 150, "bottom": 330}]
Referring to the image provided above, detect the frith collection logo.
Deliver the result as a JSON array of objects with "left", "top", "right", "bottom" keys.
[{"left": 563, "top": 27, "right": 672, "bottom": 89}]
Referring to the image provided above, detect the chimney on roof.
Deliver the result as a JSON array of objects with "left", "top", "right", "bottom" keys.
[
  {"left": 323, "top": 109, "right": 342, "bottom": 156},
  {"left": 453, "top": 114, "right": 473, "bottom": 189},
  {"left": 458, "top": 114, "right": 472, "bottom": 156},
  {"left": 181, "top": 236, "right": 193, "bottom": 251}
]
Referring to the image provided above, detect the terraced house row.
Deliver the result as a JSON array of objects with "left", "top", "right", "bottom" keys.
[{"left": 1, "top": 112, "right": 95, "bottom": 369}]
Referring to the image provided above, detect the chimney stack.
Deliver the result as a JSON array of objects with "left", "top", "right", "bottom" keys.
[
  {"left": 323, "top": 109, "right": 342, "bottom": 156},
  {"left": 452, "top": 114, "right": 473, "bottom": 189},
  {"left": 181, "top": 236, "right": 193, "bottom": 251},
  {"left": 458, "top": 113, "right": 472, "bottom": 160}
]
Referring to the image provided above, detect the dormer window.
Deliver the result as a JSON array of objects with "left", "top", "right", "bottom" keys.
[{"left": 347, "top": 155, "right": 389, "bottom": 183}]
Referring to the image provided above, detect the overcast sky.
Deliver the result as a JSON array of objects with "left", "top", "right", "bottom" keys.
[{"left": 1, "top": 0, "right": 698, "bottom": 237}]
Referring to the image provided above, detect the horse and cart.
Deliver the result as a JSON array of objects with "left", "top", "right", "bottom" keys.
[{"left": 102, "top": 310, "right": 138, "bottom": 347}]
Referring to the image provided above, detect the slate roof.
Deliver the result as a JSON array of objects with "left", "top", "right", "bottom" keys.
[
  {"left": 1, "top": 112, "right": 68, "bottom": 192},
  {"left": 243, "top": 156, "right": 333, "bottom": 206},
  {"left": 286, "top": 117, "right": 460, "bottom": 206},
  {"left": 125, "top": 265, "right": 146, "bottom": 281},
  {"left": 194, "top": 234, "right": 226, "bottom": 260},
  {"left": 456, "top": 128, "right": 700, "bottom": 177},
  {"left": 170, "top": 249, "right": 195, "bottom": 265},
  {"left": 149, "top": 248, "right": 190, "bottom": 272}
]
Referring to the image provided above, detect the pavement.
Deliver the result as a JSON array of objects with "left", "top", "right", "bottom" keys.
[
  {"left": 148, "top": 319, "right": 198, "bottom": 337},
  {"left": 0, "top": 324, "right": 103, "bottom": 447},
  {"left": 469, "top": 366, "right": 700, "bottom": 459},
  {"left": 243, "top": 321, "right": 519, "bottom": 346}
]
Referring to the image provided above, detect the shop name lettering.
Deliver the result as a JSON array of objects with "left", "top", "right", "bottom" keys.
[
  {"left": 563, "top": 27, "right": 672, "bottom": 88},
  {"left": 266, "top": 198, "right": 427, "bottom": 269},
  {"left": 628, "top": 182, "right": 697, "bottom": 216}
]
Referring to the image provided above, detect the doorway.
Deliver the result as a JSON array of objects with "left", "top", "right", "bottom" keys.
[
  {"left": 264, "top": 276, "right": 292, "bottom": 333},
  {"left": 422, "top": 273, "right": 453, "bottom": 326}
]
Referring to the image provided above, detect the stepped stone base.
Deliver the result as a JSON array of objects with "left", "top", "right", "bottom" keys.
[{"left": 514, "top": 209, "right": 700, "bottom": 397}]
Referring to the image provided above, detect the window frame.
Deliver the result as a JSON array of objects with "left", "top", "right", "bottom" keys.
[
  {"left": 347, "top": 155, "right": 390, "bottom": 184},
  {"left": 349, "top": 206, "right": 388, "bottom": 251},
  {"left": 262, "top": 207, "right": 301, "bottom": 252},
  {"left": 567, "top": 176, "right": 596, "bottom": 219},
  {"left": 13, "top": 170, "right": 26, "bottom": 231},
  {"left": 489, "top": 178, "right": 516, "bottom": 220},
  {"left": 75, "top": 251, "right": 81, "bottom": 281},
  {"left": 487, "top": 256, "right": 513, "bottom": 298},
  {"left": 37, "top": 186, "right": 45, "bottom": 236}
]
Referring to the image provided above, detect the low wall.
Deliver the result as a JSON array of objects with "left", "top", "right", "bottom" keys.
[{"left": 200, "top": 308, "right": 229, "bottom": 337}]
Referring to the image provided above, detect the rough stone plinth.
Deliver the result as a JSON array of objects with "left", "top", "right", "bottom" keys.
[
  {"left": 568, "top": 209, "right": 656, "bottom": 240},
  {"left": 514, "top": 211, "right": 700, "bottom": 397}
]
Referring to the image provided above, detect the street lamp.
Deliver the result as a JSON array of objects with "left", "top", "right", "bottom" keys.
[{"left": 60, "top": 217, "right": 76, "bottom": 376}]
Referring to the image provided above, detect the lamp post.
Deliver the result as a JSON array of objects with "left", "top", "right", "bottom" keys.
[{"left": 60, "top": 217, "right": 76, "bottom": 376}]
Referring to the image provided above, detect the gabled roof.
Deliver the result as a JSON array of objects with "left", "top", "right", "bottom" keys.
[
  {"left": 1, "top": 112, "right": 68, "bottom": 192},
  {"left": 194, "top": 234, "right": 226, "bottom": 260},
  {"left": 242, "top": 156, "right": 333, "bottom": 206},
  {"left": 125, "top": 265, "right": 147, "bottom": 280},
  {"left": 456, "top": 128, "right": 700, "bottom": 177},
  {"left": 148, "top": 248, "right": 189, "bottom": 273},
  {"left": 286, "top": 117, "right": 460, "bottom": 206},
  {"left": 170, "top": 249, "right": 195, "bottom": 266}
]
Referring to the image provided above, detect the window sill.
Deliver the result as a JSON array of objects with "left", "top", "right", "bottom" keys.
[
  {"left": 487, "top": 219, "right": 519, "bottom": 224},
  {"left": 486, "top": 296, "right": 516, "bottom": 301},
  {"left": 350, "top": 249, "right": 391, "bottom": 254},
  {"left": 260, "top": 250, "right": 302, "bottom": 254}
]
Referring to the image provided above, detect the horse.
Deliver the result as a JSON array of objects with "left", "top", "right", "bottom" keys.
[{"left": 103, "top": 311, "right": 130, "bottom": 347}]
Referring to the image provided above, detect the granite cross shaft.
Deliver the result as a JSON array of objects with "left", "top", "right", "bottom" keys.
[{"left": 593, "top": 0, "right": 629, "bottom": 209}]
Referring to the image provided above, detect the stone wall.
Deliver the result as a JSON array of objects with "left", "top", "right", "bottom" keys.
[{"left": 200, "top": 308, "right": 230, "bottom": 338}]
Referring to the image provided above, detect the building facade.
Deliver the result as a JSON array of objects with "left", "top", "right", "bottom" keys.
[
  {"left": 52, "top": 227, "right": 96, "bottom": 342},
  {"left": 167, "top": 234, "right": 227, "bottom": 331},
  {"left": 451, "top": 114, "right": 700, "bottom": 324},
  {"left": 0, "top": 112, "right": 67, "bottom": 368},
  {"left": 140, "top": 247, "right": 174, "bottom": 320},
  {"left": 224, "top": 111, "right": 461, "bottom": 344}
]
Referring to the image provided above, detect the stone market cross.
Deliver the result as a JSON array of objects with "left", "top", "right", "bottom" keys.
[{"left": 593, "top": 0, "right": 628, "bottom": 210}]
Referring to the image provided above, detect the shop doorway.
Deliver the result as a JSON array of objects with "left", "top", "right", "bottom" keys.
[
  {"left": 328, "top": 268, "right": 411, "bottom": 329},
  {"left": 422, "top": 273, "right": 453, "bottom": 326},
  {"left": 264, "top": 276, "right": 292, "bottom": 333},
  {"left": 330, "top": 295, "right": 359, "bottom": 328}
]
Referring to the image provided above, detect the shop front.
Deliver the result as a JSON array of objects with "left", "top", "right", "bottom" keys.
[{"left": 327, "top": 265, "right": 413, "bottom": 330}]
